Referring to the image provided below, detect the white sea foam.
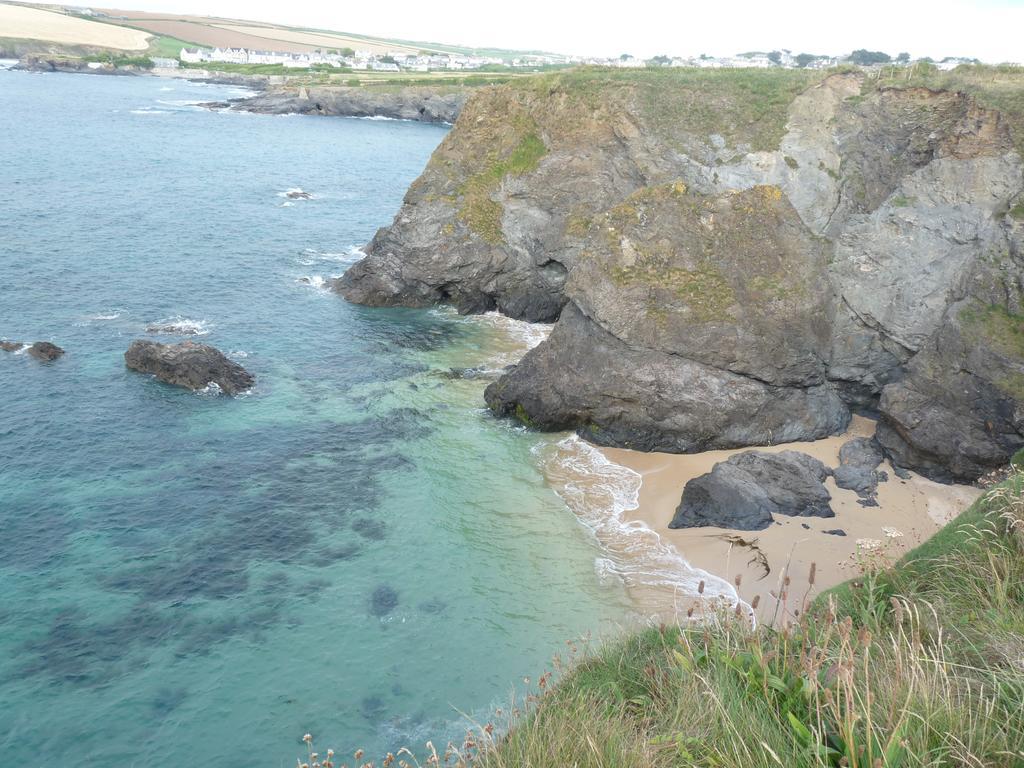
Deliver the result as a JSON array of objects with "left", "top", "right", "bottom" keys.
[
  {"left": 146, "top": 316, "right": 211, "bottom": 336},
  {"left": 359, "top": 114, "right": 398, "bottom": 121},
  {"left": 156, "top": 98, "right": 203, "bottom": 109},
  {"left": 228, "top": 350, "right": 249, "bottom": 359},
  {"left": 296, "top": 246, "right": 364, "bottom": 266},
  {"left": 196, "top": 381, "right": 222, "bottom": 396},
  {"left": 130, "top": 108, "right": 172, "bottom": 115},
  {"left": 297, "top": 275, "right": 329, "bottom": 290},
  {"left": 158, "top": 86, "right": 174, "bottom": 92},
  {"left": 538, "top": 435, "right": 741, "bottom": 617},
  {"left": 90, "top": 310, "right": 123, "bottom": 321}
]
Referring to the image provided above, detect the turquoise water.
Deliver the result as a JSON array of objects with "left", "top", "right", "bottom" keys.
[{"left": 0, "top": 69, "right": 635, "bottom": 766}]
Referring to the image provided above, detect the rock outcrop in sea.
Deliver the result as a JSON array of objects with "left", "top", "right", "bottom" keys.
[
  {"left": 205, "top": 85, "right": 468, "bottom": 123},
  {"left": 2, "top": 340, "right": 65, "bottom": 360},
  {"left": 124, "top": 340, "right": 254, "bottom": 394},
  {"left": 336, "top": 69, "right": 1024, "bottom": 481}
]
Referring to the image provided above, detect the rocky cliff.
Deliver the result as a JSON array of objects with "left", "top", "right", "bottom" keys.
[
  {"left": 209, "top": 85, "right": 468, "bottom": 123},
  {"left": 336, "top": 67, "right": 1024, "bottom": 481}
]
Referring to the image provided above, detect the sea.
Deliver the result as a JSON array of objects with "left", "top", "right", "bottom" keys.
[{"left": 0, "top": 64, "right": 732, "bottom": 766}]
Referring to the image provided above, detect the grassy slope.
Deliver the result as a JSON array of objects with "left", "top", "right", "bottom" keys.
[{"left": 467, "top": 471, "right": 1024, "bottom": 767}]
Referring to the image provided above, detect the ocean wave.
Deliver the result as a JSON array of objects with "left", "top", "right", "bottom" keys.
[
  {"left": 130, "top": 108, "right": 172, "bottom": 115},
  {"left": 146, "top": 316, "right": 211, "bottom": 336},
  {"left": 196, "top": 381, "right": 222, "bottom": 396},
  {"left": 158, "top": 86, "right": 174, "bottom": 92},
  {"left": 433, "top": 308, "right": 552, "bottom": 369},
  {"left": 296, "top": 246, "right": 365, "bottom": 266},
  {"left": 297, "top": 275, "right": 329, "bottom": 290},
  {"left": 156, "top": 99, "right": 203, "bottom": 109},
  {"left": 359, "top": 115, "right": 398, "bottom": 121},
  {"left": 538, "top": 435, "right": 740, "bottom": 618},
  {"left": 277, "top": 187, "right": 314, "bottom": 201},
  {"left": 90, "top": 310, "right": 124, "bottom": 321}
]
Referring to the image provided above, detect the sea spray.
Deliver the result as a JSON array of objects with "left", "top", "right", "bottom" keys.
[{"left": 538, "top": 434, "right": 742, "bottom": 618}]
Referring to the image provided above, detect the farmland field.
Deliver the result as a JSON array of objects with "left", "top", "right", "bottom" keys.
[{"left": 0, "top": 3, "right": 150, "bottom": 50}]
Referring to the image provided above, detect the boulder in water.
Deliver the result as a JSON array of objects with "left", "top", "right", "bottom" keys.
[
  {"left": 125, "top": 340, "right": 254, "bottom": 394},
  {"left": 1, "top": 340, "right": 25, "bottom": 352},
  {"left": 27, "top": 342, "right": 64, "bottom": 361}
]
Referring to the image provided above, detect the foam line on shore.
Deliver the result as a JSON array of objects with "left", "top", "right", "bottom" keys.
[{"left": 539, "top": 434, "right": 741, "bottom": 617}]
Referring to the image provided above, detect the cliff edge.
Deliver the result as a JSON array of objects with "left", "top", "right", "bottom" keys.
[{"left": 336, "top": 66, "right": 1024, "bottom": 482}]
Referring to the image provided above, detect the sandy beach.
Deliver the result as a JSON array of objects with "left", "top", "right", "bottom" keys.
[{"left": 597, "top": 415, "right": 981, "bottom": 624}]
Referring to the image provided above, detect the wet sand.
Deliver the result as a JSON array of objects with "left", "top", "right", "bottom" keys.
[{"left": 600, "top": 416, "right": 982, "bottom": 625}]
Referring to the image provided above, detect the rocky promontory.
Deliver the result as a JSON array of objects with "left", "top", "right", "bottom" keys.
[
  {"left": 336, "top": 67, "right": 1024, "bottom": 482},
  {"left": 125, "top": 340, "right": 254, "bottom": 394},
  {"left": 203, "top": 85, "right": 468, "bottom": 123}
]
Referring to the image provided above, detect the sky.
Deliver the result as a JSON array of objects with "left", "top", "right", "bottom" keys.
[{"left": 87, "top": 0, "right": 1024, "bottom": 62}]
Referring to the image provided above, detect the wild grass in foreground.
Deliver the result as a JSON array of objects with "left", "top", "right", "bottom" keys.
[{"left": 299, "top": 470, "right": 1024, "bottom": 767}]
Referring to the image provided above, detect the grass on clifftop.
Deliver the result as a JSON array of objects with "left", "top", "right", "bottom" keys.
[
  {"left": 517, "top": 66, "right": 821, "bottom": 153},
  {"left": 300, "top": 468, "right": 1024, "bottom": 767}
]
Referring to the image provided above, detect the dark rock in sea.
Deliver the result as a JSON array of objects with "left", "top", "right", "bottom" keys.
[
  {"left": 27, "top": 341, "right": 64, "bottom": 361},
  {"left": 1, "top": 340, "right": 25, "bottom": 352},
  {"left": 670, "top": 451, "right": 834, "bottom": 530},
  {"left": 370, "top": 585, "right": 399, "bottom": 617},
  {"left": 833, "top": 436, "right": 887, "bottom": 500},
  {"left": 124, "top": 340, "right": 254, "bottom": 395},
  {"left": 441, "top": 366, "right": 494, "bottom": 380},
  {"left": 285, "top": 190, "right": 313, "bottom": 200},
  {"left": 360, "top": 695, "right": 387, "bottom": 720},
  {"left": 351, "top": 518, "right": 386, "bottom": 541},
  {"left": 823, "top": 528, "right": 848, "bottom": 537}
]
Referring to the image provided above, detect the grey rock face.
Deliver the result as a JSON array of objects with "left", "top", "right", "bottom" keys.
[
  {"left": 484, "top": 302, "right": 849, "bottom": 451},
  {"left": 338, "top": 73, "right": 1024, "bottom": 479},
  {"left": 27, "top": 341, "right": 64, "bottom": 361},
  {"left": 670, "top": 450, "right": 834, "bottom": 530},
  {"left": 124, "top": 340, "right": 254, "bottom": 395},
  {"left": 833, "top": 437, "right": 887, "bottom": 498}
]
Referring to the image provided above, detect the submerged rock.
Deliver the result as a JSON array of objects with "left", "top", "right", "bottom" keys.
[
  {"left": 27, "top": 342, "right": 64, "bottom": 361},
  {"left": 370, "top": 585, "right": 399, "bottom": 617},
  {"left": 670, "top": 451, "right": 834, "bottom": 530},
  {"left": 1, "top": 340, "right": 25, "bottom": 352},
  {"left": 124, "top": 340, "right": 254, "bottom": 394}
]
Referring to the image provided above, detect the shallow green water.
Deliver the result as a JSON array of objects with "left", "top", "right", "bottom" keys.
[{"left": 0, "top": 68, "right": 635, "bottom": 766}]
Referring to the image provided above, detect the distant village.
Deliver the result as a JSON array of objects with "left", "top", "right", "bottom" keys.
[{"left": 173, "top": 46, "right": 980, "bottom": 73}]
